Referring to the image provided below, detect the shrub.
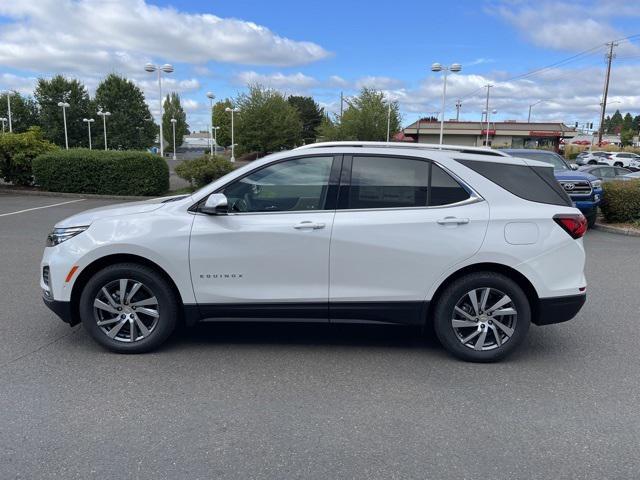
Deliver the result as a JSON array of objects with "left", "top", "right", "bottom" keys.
[
  {"left": 174, "top": 155, "right": 234, "bottom": 188},
  {"left": 600, "top": 180, "right": 640, "bottom": 223},
  {"left": 32, "top": 149, "right": 169, "bottom": 196},
  {"left": 0, "top": 128, "right": 57, "bottom": 186}
]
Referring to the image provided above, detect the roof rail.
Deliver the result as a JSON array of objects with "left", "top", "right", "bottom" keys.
[{"left": 295, "top": 141, "right": 509, "bottom": 157}]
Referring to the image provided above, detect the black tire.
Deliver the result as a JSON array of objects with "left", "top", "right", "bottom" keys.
[
  {"left": 586, "top": 212, "right": 597, "bottom": 229},
  {"left": 433, "top": 272, "right": 531, "bottom": 362},
  {"left": 79, "top": 263, "right": 178, "bottom": 353},
  {"left": 614, "top": 162, "right": 623, "bottom": 167},
  {"left": 588, "top": 160, "right": 597, "bottom": 165}
]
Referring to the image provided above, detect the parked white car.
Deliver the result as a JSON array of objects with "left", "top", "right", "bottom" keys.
[
  {"left": 600, "top": 152, "right": 640, "bottom": 168},
  {"left": 41, "top": 142, "right": 587, "bottom": 362},
  {"left": 575, "top": 151, "right": 611, "bottom": 166}
]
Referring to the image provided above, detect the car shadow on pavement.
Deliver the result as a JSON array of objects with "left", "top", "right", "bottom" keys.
[{"left": 170, "top": 321, "right": 440, "bottom": 352}]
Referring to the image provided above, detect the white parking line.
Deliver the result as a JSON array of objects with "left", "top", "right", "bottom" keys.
[{"left": 0, "top": 199, "right": 85, "bottom": 217}]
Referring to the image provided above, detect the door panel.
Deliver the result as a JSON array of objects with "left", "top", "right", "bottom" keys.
[
  {"left": 190, "top": 211, "right": 334, "bottom": 304},
  {"left": 329, "top": 201, "right": 489, "bottom": 303},
  {"left": 189, "top": 155, "right": 338, "bottom": 309}
]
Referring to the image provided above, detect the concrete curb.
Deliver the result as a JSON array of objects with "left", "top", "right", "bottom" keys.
[
  {"left": 593, "top": 222, "right": 640, "bottom": 237},
  {"left": 0, "top": 187, "right": 161, "bottom": 201}
]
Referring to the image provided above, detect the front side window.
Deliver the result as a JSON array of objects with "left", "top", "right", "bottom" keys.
[
  {"left": 222, "top": 156, "right": 333, "bottom": 212},
  {"left": 347, "top": 156, "right": 470, "bottom": 209}
]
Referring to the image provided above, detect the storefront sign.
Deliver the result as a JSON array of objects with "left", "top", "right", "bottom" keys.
[{"left": 529, "top": 131, "right": 562, "bottom": 137}]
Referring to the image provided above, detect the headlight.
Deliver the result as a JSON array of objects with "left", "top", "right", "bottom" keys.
[
  {"left": 590, "top": 179, "right": 602, "bottom": 189},
  {"left": 46, "top": 226, "right": 88, "bottom": 247}
]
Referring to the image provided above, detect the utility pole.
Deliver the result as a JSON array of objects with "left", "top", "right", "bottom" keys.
[
  {"left": 484, "top": 84, "right": 493, "bottom": 146},
  {"left": 340, "top": 91, "right": 344, "bottom": 121},
  {"left": 455, "top": 99, "right": 461, "bottom": 121},
  {"left": 597, "top": 42, "right": 617, "bottom": 146}
]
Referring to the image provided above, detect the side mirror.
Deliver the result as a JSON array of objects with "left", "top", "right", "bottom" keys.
[{"left": 201, "top": 193, "right": 228, "bottom": 215}]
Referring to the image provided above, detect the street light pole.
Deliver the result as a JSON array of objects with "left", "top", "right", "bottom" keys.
[
  {"left": 483, "top": 84, "right": 493, "bottom": 146},
  {"left": 57, "top": 101, "right": 70, "bottom": 149},
  {"left": 6, "top": 92, "right": 12, "bottom": 133},
  {"left": 83, "top": 118, "right": 94, "bottom": 150},
  {"left": 97, "top": 110, "right": 111, "bottom": 150},
  {"left": 145, "top": 63, "right": 174, "bottom": 157},
  {"left": 0, "top": 117, "right": 6, "bottom": 133},
  {"left": 431, "top": 62, "right": 462, "bottom": 147},
  {"left": 206, "top": 92, "right": 215, "bottom": 157},
  {"left": 527, "top": 100, "right": 544, "bottom": 122},
  {"left": 225, "top": 107, "right": 239, "bottom": 162},
  {"left": 483, "top": 109, "right": 497, "bottom": 146},
  {"left": 386, "top": 97, "right": 392, "bottom": 142},
  {"left": 212, "top": 126, "right": 220, "bottom": 155},
  {"left": 170, "top": 118, "right": 177, "bottom": 161}
]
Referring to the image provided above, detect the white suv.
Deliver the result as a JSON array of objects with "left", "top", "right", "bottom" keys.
[
  {"left": 41, "top": 142, "right": 587, "bottom": 362},
  {"left": 601, "top": 152, "right": 640, "bottom": 168}
]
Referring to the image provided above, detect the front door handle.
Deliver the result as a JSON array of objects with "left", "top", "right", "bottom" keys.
[
  {"left": 294, "top": 221, "right": 326, "bottom": 230},
  {"left": 437, "top": 217, "right": 470, "bottom": 225}
]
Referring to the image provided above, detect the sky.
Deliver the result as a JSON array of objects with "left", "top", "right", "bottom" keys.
[{"left": 0, "top": 0, "right": 639, "bottom": 132}]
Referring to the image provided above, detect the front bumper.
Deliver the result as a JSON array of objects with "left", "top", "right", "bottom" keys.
[
  {"left": 42, "top": 295, "right": 78, "bottom": 326},
  {"left": 534, "top": 294, "right": 586, "bottom": 326}
]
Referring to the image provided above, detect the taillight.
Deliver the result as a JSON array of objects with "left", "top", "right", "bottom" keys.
[{"left": 553, "top": 213, "right": 588, "bottom": 239}]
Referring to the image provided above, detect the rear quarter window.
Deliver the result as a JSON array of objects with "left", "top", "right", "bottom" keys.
[{"left": 456, "top": 159, "right": 573, "bottom": 207}]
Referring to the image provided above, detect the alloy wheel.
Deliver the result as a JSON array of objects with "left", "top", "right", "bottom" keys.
[
  {"left": 93, "top": 278, "right": 160, "bottom": 343},
  {"left": 451, "top": 287, "right": 517, "bottom": 351}
]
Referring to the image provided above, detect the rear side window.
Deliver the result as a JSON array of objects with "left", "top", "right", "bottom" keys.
[
  {"left": 346, "top": 156, "right": 470, "bottom": 209},
  {"left": 457, "top": 159, "right": 572, "bottom": 207}
]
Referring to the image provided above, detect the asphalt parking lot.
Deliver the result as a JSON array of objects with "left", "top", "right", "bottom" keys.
[{"left": 1, "top": 192, "right": 639, "bottom": 480}]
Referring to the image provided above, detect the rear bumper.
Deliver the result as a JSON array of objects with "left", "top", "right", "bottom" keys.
[
  {"left": 42, "top": 296, "right": 78, "bottom": 326},
  {"left": 534, "top": 294, "right": 586, "bottom": 326}
]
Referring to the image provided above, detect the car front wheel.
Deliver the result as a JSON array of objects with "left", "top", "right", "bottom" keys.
[
  {"left": 79, "top": 263, "right": 178, "bottom": 353},
  {"left": 433, "top": 272, "right": 531, "bottom": 362}
]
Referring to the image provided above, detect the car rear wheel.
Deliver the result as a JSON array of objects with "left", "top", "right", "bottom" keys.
[
  {"left": 588, "top": 160, "right": 597, "bottom": 165},
  {"left": 433, "top": 272, "right": 531, "bottom": 362},
  {"left": 79, "top": 263, "right": 178, "bottom": 353},
  {"left": 614, "top": 162, "right": 623, "bottom": 167}
]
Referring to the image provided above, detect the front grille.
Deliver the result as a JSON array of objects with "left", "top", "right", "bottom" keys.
[
  {"left": 559, "top": 181, "right": 592, "bottom": 197},
  {"left": 42, "top": 266, "right": 50, "bottom": 287}
]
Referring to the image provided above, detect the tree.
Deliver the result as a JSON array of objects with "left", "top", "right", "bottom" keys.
[
  {"left": 607, "top": 109, "right": 623, "bottom": 134},
  {"left": 622, "top": 112, "right": 634, "bottom": 132},
  {"left": 162, "top": 92, "right": 189, "bottom": 152},
  {"left": 34, "top": 75, "right": 92, "bottom": 148},
  {"left": 321, "top": 87, "right": 401, "bottom": 141},
  {"left": 212, "top": 98, "right": 233, "bottom": 149},
  {"left": 620, "top": 128, "right": 634, "bottom": 147},
  {"left": 0, "top": 92, "right": 40, "bottom": 133},
  {"left": 632, "top": 115, "right": 640, "bottom": 133},
  {"left": 287, "top": 95, "right": 323, "bottom": 143},
  {"left": 93, "top": 74, "right": 156, "bottom": 150},
  {"left": 235, "top": 85, "right": 302, "bottom": 155}
]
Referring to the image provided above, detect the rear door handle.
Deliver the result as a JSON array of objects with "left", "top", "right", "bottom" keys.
[
  {"left": 294, "top": 221, "right": 326, "bottom": 230},
  {"left": 437, "top": 217, "right": 470, "bottom": 225}
]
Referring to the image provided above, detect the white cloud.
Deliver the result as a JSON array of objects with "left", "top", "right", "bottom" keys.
[
  {"left": 0, "top": 73, "right": 37, "bottom": 95},
  {"left": 356, "top": 61, "right": 640, "bottom": 126},
  {"left": 0, "top": 0, "right": 330, "bottom": 76},
  {"left": 493, "top": 1, "right": 640, "bottom": 54},
  {"left": 355, "top": 76, "right": 404, "bottom": 90},
  {"left": 327, "top": 75, "right": 349, "bottom": 88},
  {"left": 233, "top": 71, "right": 319, "bottom": 90}
]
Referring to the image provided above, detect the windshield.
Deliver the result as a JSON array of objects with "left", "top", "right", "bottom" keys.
[{"left": 509, "top": 151, "right": 570, "bottom": 170}]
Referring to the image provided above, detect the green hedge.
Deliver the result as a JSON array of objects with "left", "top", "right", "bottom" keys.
[
  {"left": 600, "top": 180, "right": 640, "bottom": 223},
  {"left": 33, "top": 149, "right": 169, "bottom": 196},
  {"left": 174, "top": 155, "right": 235, "bottom": 189},
  {"left": 0, "top": 128, "right": 57, "bottom": 186}
]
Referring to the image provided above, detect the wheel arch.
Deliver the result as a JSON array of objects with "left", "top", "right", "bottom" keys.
[
  {"left": 69, "top": 253, "right": 188, "bottom": 327},
  {"left": 427, "top": 262, "right": 540, "bottom": 325}
]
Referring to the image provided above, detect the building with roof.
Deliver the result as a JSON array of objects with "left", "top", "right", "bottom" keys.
[{"left": 402, "top": 120, "right": 577, "bottom": 150}]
